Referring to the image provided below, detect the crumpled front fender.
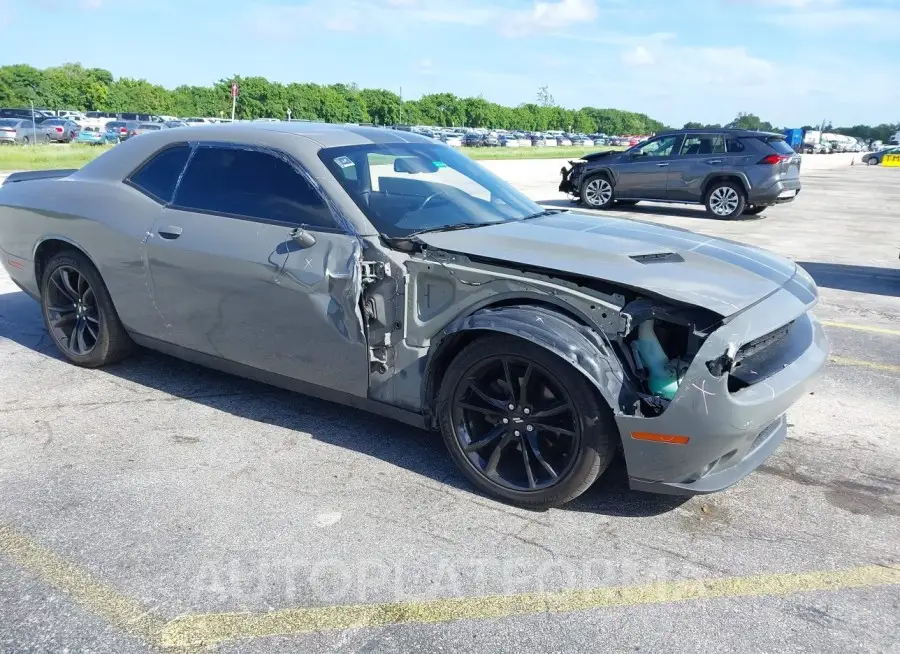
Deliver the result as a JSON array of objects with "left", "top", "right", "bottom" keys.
[{"left": 426, "top": 304, "right": 637, "bottom": 418}]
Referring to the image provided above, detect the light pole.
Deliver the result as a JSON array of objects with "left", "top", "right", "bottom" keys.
[{"left": 29, "top": 85, "right": 38, "bottom": 146}]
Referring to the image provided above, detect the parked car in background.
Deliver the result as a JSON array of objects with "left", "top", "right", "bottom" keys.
[
  {"left": 105, "top": 120, "right": 140, "bottom": 142},
  {"left": 560, "top": 129, "right": 802, "bottom": 219},
  {"left": 183, "top": 117, "right": 215, "bottom": 126},
  {"left": 39, "top": 118, "right": 80, "bottom": 143},
  {"left": 75, "top": 126, "right": 118, "bottom": 146},
  {"left": 499, "top": 134, "right": 520, "bottom": 147},
  {"left": 483, "top": 133, "right": 500, "bottom": 147},
  {"left": 571, "top": 135, "right": 594, "bottom": 147},
  {"left": 164, "top": 120, "right": 189, "bottom": 129},
  {"left": 0, "top": 118, "right": 49, "bottom": 144},
  {"left": 0, "top": 122, "right": 828, "bottom": 509},
  {"left": 861, "top": 146, "right": 900, "bottom": 166},
  {"left": 557, "top": 136, "right": 573, "bottom": 147},
  {"left": 0, "top": 108, "right": 49, "bottom": 124},
  {"left": 132, "top": 123, "right": 164, "bottom": 137},
  {"left": 441, "top": 133, "right": 463, "bottom": 147},
  {"left": 464, "top": 133, "right": 484, "bottom": 147}
]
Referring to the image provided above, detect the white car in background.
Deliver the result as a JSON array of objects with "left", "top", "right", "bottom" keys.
[
  {"left": 441, "top": 134, "right": 463, "bottom": 147},
  {"left": 183, "top": 117, "right": 216, "bottom": 126}
]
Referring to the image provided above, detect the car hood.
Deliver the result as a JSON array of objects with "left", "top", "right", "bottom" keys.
[{"left": 416, "top": 212, "right": 798, "bottom": 317}]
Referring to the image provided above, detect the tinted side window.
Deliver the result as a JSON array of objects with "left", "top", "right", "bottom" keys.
[
  {"left": 174, "top": 146, "right": 336, "bottom": 229},
  {"left": 679, "top": 134, "right": 724, "bottom": 155},
  {"left": 128, "top": 145, "right": 191, "bottom": 204},
  {"left": 725, "top": 137, "right": 745, "bottom": 153}
]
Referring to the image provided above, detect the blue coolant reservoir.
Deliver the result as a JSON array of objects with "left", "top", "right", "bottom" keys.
[{"left": 634, "top": 320, "right": 679, "bottom": 400}]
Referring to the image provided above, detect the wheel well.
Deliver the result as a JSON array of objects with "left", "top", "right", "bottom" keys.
[
  {"left": 34, "top": 239, "right": 81, "bottom": 285},
  {"left": 423, "top": 300, "right": 596, "bottom": 426},
  {"left": 702, "top": 175, "right": 747, "bottom": 199}
]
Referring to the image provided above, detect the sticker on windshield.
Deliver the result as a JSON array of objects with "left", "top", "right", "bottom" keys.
[
  {"left": 335, "top": 156, "right": 355, "bottom": 168},
  {"left": 432, "top": 161, "right": 447, "bottom": 168}
]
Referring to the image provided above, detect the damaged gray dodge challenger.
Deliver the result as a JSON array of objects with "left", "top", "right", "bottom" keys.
[{"left": 0, "top": 123, "right": 829, "bottom": 508}]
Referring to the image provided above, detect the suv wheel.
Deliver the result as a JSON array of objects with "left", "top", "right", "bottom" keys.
[
  {"left": 867, "top": 157, "right": 878, "bottom": 166},
  {"left": 580, "top": 174, "right": 615, "bottom": 209},
  {"left": 705, "top": 181, "right": 746, "bottom": 219},
  {"left": 437, "top": 335, "right": 617, "bottom": 509}
]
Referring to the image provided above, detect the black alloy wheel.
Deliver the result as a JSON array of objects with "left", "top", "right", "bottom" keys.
[
  {"left": 438, "top": 335, "right": 616, "bottom": 508},
  {"left": 40, "top": 250, "right": 133, "bottom": 367},
  {"left": 452, "top": 355, "right": 580, "bottom": 492},
  {"left": 45, "top": 265, "right": 100, "bottom": 356}
]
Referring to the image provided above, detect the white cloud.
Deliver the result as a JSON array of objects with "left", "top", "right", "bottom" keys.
[
  {"left": 621, "top": 45, "right": 655, "bottom": 66},
  {"left": 732, "top": 0, "right": 839, "bottom": 6},
  {"left": 415, "top": 58, "right": 436, "bottom": 75},
  {"left": 502, "top": 0, "right": 598, "bottom": 37}
]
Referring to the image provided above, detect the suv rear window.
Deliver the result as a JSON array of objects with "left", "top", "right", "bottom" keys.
[{"left": 756, "top": 136, "right": 795, "bottom": 154}]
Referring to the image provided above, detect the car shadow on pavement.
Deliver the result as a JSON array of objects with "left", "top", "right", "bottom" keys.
[
  {"left": 797, "top": 262, "right": 900, "bottom": 298},
  {"left": 538, "top": 199, "right": 768, "bottom": 222},
  {"left": 0, "top": 289, "right": 685, "bottom": 518}
]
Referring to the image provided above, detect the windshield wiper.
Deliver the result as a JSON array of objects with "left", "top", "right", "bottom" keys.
[
  {"left": 522, "top": 209, "right": 566, "bottom": 220},
  {"left": 406, "top": 221, "right": 507, "bottom": 238}
]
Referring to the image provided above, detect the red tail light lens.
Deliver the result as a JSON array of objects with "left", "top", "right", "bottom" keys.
[
  {"left": 758, "top": 154, "right": 792, "bottom": 165},
  {"left": 54, "top": 126, "right": 63, "bottom": 132}
]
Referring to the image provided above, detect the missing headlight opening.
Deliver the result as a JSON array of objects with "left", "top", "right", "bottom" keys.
[{"left": 619, "top": 298, "right": 717, "bottom": 410}]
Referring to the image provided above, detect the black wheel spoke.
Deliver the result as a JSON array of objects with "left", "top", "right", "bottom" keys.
[
  {"left": 525, "top": 432, "right": 558, "bottom": 479},
  {"left": 84, "top": 313, "right": 100, "bottom": 325},
  {"left": 518, "top": 363, "right": 533, "bottom": 408},
  {"left": 464, "top": 424, "right": 505, "bottom": 453},
  {"left": 485, "top": 432, "right": 516, "bottom": 477},
  {"left": 500, "top": 357, "right": 515, "bottom": 403},
  {"left": 530, "top": 402, "right": 572, "bottom": 420},
  {"left": 533, "top": 422, "right": 577, "bottom": 437},
  {"left": 465, "top": 380, "right": 507, "bottom": 410},
  {"left": 458, "top": 402, "right": 504, "bottom": 419},
  {"left": 520, "top": 438, "right": 536, "bottom": 488},
  {"left": 50, "top": 274, "right": 77, "bottom": 302},
  {"left": 85, "top": 320, "right": 99, "bottom": 341},
  {"left": 61, "top": 269, "right": 80, "bottom": 300}
]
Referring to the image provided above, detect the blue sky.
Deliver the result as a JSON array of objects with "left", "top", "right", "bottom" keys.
[{"left": 1, "top": 0, "right": 898, "bottom": 126}]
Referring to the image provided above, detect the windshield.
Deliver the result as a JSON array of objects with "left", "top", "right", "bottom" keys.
[{"left": 319, "top": 143, "right": 544, "bottom": 238}]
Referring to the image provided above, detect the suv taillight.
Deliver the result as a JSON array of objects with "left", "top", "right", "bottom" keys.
[{"left": 758, "top": 154, "right": 792, "bottom": 165}]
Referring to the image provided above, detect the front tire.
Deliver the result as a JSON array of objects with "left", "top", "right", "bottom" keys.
[
  {"left": 867, "top": 157, "right": 879, "bottom": 166},
  {"left": 40, "top": 250, "right": 133, "bottom": 367},
  {"left": 437, "top": 335, "right": 617, "bottom": 509},
  {"left": 705, "top": 181, "right": 746, "bottom": 219},
  {"left": 580, "top": 173, "right": 615, "bottom": 209}
]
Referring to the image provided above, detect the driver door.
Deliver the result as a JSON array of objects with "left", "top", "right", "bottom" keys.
[
  {"left": 143, "top": 143, "right": 369, "bottom": 398},
  {"left": 614, "top": 134, "right": 682, "bottom": 199}
]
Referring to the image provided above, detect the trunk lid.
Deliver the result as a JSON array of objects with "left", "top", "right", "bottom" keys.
[{"left": 417, "top": 212, "right": 797, "bottom": 317}]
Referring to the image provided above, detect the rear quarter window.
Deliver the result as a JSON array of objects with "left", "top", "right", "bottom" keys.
[
  {"left": 755, "top": 136, "right": 795, "bottom": 154},
  {"left": 127, "top": 144, "right": 192, "bottom": 204}
]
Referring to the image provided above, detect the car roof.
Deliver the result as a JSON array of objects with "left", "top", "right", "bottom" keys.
[{"left": 654, "top": 128, "right": 783, "bottom": 138}]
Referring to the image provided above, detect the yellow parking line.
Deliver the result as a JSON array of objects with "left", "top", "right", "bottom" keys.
[
  {"left": 830, "top": 355, "right": 900, "bottom": 375},
  {"left": 159, "top": 564, "right": 900, "bottom": 648},
  {"left": 0, "top": 524, "right": 166, "bottom": 645},
  {"left": 822, "top": 320, "right": 900, "bottom": 337}
]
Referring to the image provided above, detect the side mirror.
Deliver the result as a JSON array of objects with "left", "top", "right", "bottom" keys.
[{"left": 290, "top": 227, "right": 317, "bottom": 249}]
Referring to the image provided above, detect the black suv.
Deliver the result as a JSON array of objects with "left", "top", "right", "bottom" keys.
[{"left": 560, "top": 129, "right": 802, "bottom": 218}]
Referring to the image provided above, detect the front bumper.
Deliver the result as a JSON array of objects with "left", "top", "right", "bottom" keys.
[{"left": 615, "top": 275, "right": 828, "bottom": 496}]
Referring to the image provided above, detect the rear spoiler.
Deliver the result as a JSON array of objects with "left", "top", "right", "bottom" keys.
[{"left": 3, "top": 169, "right": 77, "bottom": 185}]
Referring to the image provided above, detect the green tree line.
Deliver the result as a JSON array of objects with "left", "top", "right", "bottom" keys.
[
  {"left": 685, "top": 112, "right": 899, "bottom": 144},
  {"left": 0, "top": 63, "right": 668, "bottom": 134}
]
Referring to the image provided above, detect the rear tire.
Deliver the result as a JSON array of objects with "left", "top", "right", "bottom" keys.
[
  {"left": 742, "top": 205, "right": 767, "bottom": 216},
  {"left": 437, "top": 335, "right": 617, "bottom": 509},
  {"left": 705, "top": 181, "right": 746, "bottom": 219},
  {"left": 580, "top": 173, "right": 615, "bottom": 209},
  {"left": 40, "top": 250, "right": 133, "bottom": 367}
]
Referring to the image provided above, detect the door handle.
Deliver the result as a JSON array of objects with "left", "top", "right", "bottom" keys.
[
  {"left": 656, "top": 162, "right": 669, "bottom": 167},
  {"left": 157, "top": 226, "right": 183, "bottom": 240},
  {"left": 706, "top": 159, "right": 723, "bottom": 164}
]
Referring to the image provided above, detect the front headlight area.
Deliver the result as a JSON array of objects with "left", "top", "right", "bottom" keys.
[{"left": 616, "top": 298, "right": 722, "bottom": 416}]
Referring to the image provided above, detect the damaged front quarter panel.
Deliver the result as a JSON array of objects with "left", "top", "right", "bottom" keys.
[{"left": 396, "top": 248, "right": 646, "bottom": 424}]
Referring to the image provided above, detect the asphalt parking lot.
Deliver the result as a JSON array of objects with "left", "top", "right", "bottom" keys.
[{"left": 1, "top": 164, "right": 899, "bottom": 653}]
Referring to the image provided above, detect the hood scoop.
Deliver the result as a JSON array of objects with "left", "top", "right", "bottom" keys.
[{"left": 629, "top": 252, "right": 684, "bottom": 264}]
